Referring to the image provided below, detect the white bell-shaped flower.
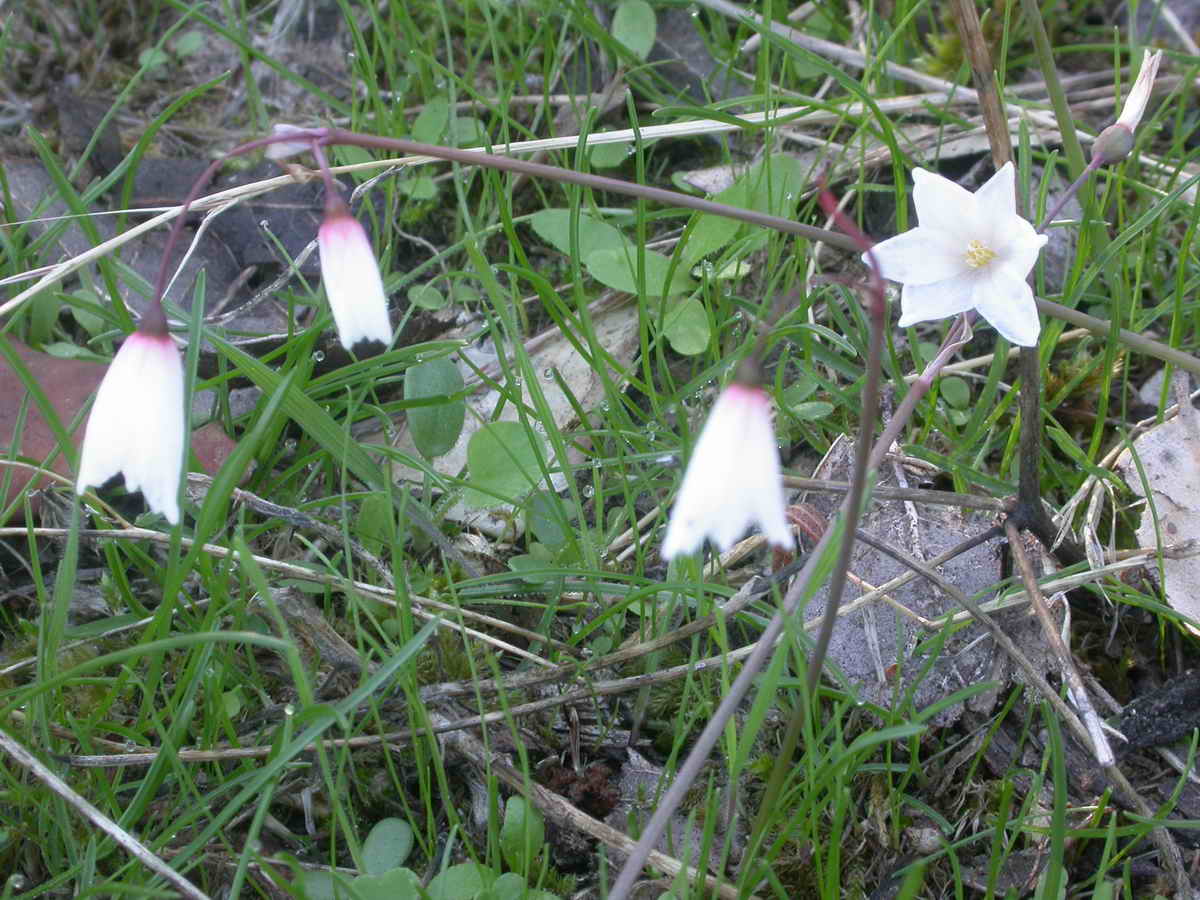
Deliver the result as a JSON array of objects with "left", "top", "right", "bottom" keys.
[
  {"left": 76, "top": 325, "right": 185, "bottom": 524},
  {"left": 318, "top": 195, "right": 393, "bottom": 352},
  {"left": 662, "top": 382, "right": 794, "bottom": 559}
]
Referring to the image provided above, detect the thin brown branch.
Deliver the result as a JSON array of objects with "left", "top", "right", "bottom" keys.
[{"left": 949, "top": 0, "right": 1013, "bottom": 168}]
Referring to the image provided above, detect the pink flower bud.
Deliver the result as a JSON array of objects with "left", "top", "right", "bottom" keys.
[{"left": 317, "top": 195, "right": 393, "bottom": 352}]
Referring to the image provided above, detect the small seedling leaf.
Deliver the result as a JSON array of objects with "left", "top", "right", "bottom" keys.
[
  {"left": 530, "top": 209, "right": 628, "bottom": 259},
  {"left": 351, "top": 867, "right": 420, "bottom": 900},
  {"left": 411, "top": 97, "right": 450, "bottom": 144},
  {"left": 585, "top": 247, "right": 696, "bottom": 297},
  {"left": 939, "top": 376, "right": 970, "bottom": 409},
  {"left": 361, "top": 817, "right": 415, "bottom": 875},
  {"left": 397, "top": 175, "right": 438, "bottom": 199},
  {"left": 465, "top": 421, "right": 546, "bottom": 508},
  {"left": 171, "top": 30, "right": 206, "bottom": 57},
  {"left": 525, "top": 490, "right": 568, "bottom": 549},
  {"left": 405, "top": 358, "right": 466, "bottom": 459},
  {"left": 663, "top": 296, "right": 710, "bottom": 356},
  {"left": 426, "top": 862, "right": 491, "bottom": 900},
  {"left": 589, "top": 141, "right": 631, "bottom": 168},
  {"left": 791, "top": 401, "right": 835, "bottom": 421},
  {"left": 408, "top": 284, "right": 447, "bottom": 310},
  {"left": 612, "top": 0, "right": 657, "bottom": 60},
  {"left": 500, "top": 794, "right": 545, "bottom": 873}
]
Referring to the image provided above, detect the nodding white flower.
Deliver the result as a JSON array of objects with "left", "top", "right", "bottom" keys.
[
  {"left": 318, "top": 194, "right": 393, "bottom": 352},
  {"left": 264, "top": 123, "right": 313, "bottom": 161},
  {"left": 76, "top": 324, "right": 185, "bottom": 524},
  {"left": 1094, "top": 49, "right": 1164, "bottom": 163},
  {"left": 866, "top": 162, "right": 1048, "bottom": 347},
  {"left": 662, "top": 382, "right": 794, "bottom": 559}
]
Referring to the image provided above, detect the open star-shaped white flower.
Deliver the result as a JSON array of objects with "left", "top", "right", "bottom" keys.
[
  {"left": 661, "top": 383, "right": 794, "bottom": 559},
  {"left": 867, "top": 161, "right": 1048, "bottom": 347}
]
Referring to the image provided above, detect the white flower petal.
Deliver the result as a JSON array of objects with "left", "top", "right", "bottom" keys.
[
  {"left": 76, "top": 331, "right": 185, "bottom": 524},
  {"left": 264, "top": 124, "right": 312, "bottom": 161},
  {"left": 998, "top": 223, "right": 1049, "bottom": 280},
  {"left": 972, "top": 161, "right": 1017, "bottom": 220},
  {"left": 911, "top": 168, "right": 978, "bottom": 235},
  {"left": 662, "top": 384, "right": 793, "bottom": 559},
  {"left": 867, "top": 228, "right": 968, "bottom": 286},
  {"left": 318, "top": 212, "right": 393, "bottom": 351},
  {"left": 874, "top": 163, "right": 1046, "bottom": 345},
  {"left": 896, "top": 276, "right": 979, "bottom": 327},
  {"left": 971, "top": 268, "right": 1041, "bottom": 346}
]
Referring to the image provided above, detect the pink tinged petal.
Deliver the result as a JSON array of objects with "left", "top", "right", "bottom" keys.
[
  {"left": 318, "top": 214, "right": 393, "bottom": 351},
  {"left": 264, "top": 124, "right": 312, "bottom": 161},
  {"left": 896, "top": 276, "right": 979, "bottom": 327},
  {"left": 76, "top": 331, "right": 185, "bottom": 524},
  {"left": 911, "top": 168, "right": 979, "bottom": 235},
  {"left": 970, "top": 267, "right": 1041, "bottom": 347},
  {"left": 972, "top": 161, "right": 1017, "bottom": 220},
  {"left": 662, "top": 385, "right": 794, "bottom": 559},
  {"left": 866, "top": 228, "right": 969, "bottom": 286},
  {"left": 1116, "top": 49, "right": 1163, "bottom": 131}
]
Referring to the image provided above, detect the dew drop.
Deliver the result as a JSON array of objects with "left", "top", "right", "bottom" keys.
[
  {"left": 313, "top": 350, "right": 325, "bottom": 362},
  {"left": 284, "top": 704, "right": 295, "bottom": 717},
  {"left": 258, "top": 218, "right": 271, "bottom": 230}
]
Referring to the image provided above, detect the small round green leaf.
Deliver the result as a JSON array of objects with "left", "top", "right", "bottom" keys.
[
  {"left": 408, "top": 284, "right": 447, "bottom": 310},
  {"left": 939, "top": 376, "right": 971, "bottom": 409},
  {"left": 589, "top": 142, "right": 631, "bottom": 168},
  {"left": 171, "top": 30, "right": 205, "bottom": 57},
  {"left": 405, "top": 358, "right": 466, "bottom": 458},
  {"left": 351, "top": 868, "right": 420, "bottom": 900},
  {"left": 663, "top": 296, "right": 710, "bottom": 356},
  {"left": 612, "top": 0, "right": 657, "bottom": 60},
  {"left": 450, "top": 116, "right": 487, "bottom": 146},
  {"left": 791, "top": 401, "right": 834, "bottom": 421},
  {"left": 397, "top": 175, "right": 437, "bottom": 200},
  {"left": 426, "top": 862, "right": 491, "bottom": 900},
  {"left": 362, "top": 817, "right": 415, "bottom": 875},
  {"left": 500, "top": 794, "right": 545, "bottom": 873},
  {"left": 465, "top": 421, "right": 546, "bottom": 508},
  {"left": 530, "top": 210, "right": 627, "bottom": 258},
  {"left": 584, "top": 247, "right": 696, "bottom": 297},
  {"left": 525, "top": 490, "right": 568, "bottom": 549},
  {"left": 411, "top": 97, "right": 450, "bottom": 144}
]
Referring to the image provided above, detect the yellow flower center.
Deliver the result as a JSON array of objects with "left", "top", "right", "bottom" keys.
[{"left": 964, "top": 239, "right": 997, "bottom": 269}]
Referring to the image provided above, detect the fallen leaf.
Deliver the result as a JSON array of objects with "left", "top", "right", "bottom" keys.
[
  {"left": 1115, "top": 408, "right": 1200, "bottom": 634},
  {"left": 800, "top": 436, "right": 1042, "bottom": 725},
  {"left": 0, "top": 336, "right": 237, "bottom": 515}
]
